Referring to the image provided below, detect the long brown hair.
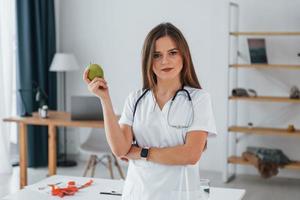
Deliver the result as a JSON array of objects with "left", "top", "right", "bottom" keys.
[{"left": 141, "top": 22, "right": 201, "bottom": 90}]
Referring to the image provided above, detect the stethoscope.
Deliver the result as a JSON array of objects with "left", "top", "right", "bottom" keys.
[{"left": 132, "top": 85, "right": 194, "bottom": 129}]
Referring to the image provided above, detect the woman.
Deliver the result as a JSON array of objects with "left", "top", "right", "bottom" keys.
[{"left": 83, "top": 22, "right": 217, "bottom": 200}]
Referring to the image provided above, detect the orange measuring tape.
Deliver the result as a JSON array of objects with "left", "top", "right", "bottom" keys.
[{"left": 50, "top": 180, "right": 93, "bottom": 198}]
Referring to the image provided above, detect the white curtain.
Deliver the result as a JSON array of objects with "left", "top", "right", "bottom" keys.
[{"left": 0, "top": 0, "right": 17, "bottom": 174}]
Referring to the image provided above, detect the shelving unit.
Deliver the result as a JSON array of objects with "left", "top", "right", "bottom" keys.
[
  {"left": 230, "top": 32, "right": 300, "bottom": 36},
  {"left": 229, "top": 64, "right": 300, "bottom": 70},
  {"left": 224, "top": 2, "right": 300, "bottom": 182},
  {"left": 228, "top": 96, "right": 300, "bottom": 103},
  {"left": 228, "top": 156, "right": 300, "bottom": 170},
  {"left": 228, "top": 126, "right": 300, "bottom": 137}
]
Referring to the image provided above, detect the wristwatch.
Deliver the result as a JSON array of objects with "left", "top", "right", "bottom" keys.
[{"left": 140, "top": 147, "right": 150, "bottom": 161}]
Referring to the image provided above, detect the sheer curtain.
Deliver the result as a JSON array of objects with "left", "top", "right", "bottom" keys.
[{"left": 0, "top": 0, "right": 17, "bottom": 174}]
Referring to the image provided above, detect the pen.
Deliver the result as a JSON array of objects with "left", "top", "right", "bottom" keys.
[{"left": 99, "top": 191, "right": 122, "bottom": 196}]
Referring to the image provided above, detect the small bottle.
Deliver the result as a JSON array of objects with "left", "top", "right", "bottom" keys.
[{"left": 40, "top": 105, "right": 48, "bottom": 118}]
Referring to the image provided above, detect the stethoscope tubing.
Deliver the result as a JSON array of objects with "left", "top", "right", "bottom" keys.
[{"left": 132, "top": 86, "right": 194, "bottom": 128}]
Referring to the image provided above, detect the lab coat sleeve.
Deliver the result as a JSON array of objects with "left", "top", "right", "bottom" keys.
[
  {"left": 118, "top": 91, "right": 135, "bottom": 126},
  {"left": 187, "top": 92, "right": 217, "bottom": 137}
]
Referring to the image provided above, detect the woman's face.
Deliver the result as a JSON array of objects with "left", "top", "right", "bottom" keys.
[{"left": 152, "top": 36, "right": 183, "bottom": 82}]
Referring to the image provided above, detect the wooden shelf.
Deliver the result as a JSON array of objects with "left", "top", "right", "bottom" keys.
[
  {"left": 228, "top": 126, "right": 300, "bottom": 137},
  {"left": 229, "top": 64, "right": 300, "bottom": 70},
  {"left": 230, "top": 32, "right": 300, "bottom": 36},
  {"left": 228, "top": 156, "right": 300, "bottom": 170},
  {"left": 229, "top": 96, "right": 300, "bottom": 103}
]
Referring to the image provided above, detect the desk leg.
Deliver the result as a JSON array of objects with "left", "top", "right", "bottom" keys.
[
  {"left": 48, "top": 125, "right": 57, "bottom": 176},
  {"left": 19, "top": 123, "right": 27, "bottom": 189}
]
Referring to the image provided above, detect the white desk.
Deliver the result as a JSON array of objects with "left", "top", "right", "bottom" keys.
[{"left": 1, "top": 175, "right": 246, "bottom": 200}]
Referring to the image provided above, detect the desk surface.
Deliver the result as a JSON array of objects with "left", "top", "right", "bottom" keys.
[
  {"left": 3, "top": 111, "right": 105, "bottom": 128},
  {"left": 1, "top": 175, "right": 246, "bottom": 200}
]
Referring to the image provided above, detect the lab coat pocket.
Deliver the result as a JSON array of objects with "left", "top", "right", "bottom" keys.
[{"left": 171, "top": 189, "right": 203, "bottom": 200}]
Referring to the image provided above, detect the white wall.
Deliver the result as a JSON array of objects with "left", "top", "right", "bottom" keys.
[{"left": 57, "top": 0, "right": 300, "bottom": 178}]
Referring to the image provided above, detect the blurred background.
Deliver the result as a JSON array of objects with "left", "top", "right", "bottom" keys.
[{"left": 0, "top": 0, "right": 300, "bottom": 199}]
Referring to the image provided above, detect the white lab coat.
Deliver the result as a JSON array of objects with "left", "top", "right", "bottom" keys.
[{"left": 119, "top": 86, "right": 217, "bottom": 200}]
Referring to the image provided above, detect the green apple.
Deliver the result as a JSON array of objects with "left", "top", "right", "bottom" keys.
[{"left": 87, "top": 63, "right": 104, "bottom": 81}]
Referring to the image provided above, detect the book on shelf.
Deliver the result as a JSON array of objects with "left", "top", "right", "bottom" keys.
[{"left": 247, "top": 38, "right": 268, "bottom": 64}]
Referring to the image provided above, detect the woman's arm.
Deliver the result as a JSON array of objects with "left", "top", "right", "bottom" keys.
[
  {"left": 83, "top": 68, "right": 133, "bottom": 157},
  {"left": 124, "top": 131, "right": 208, "bottom": 165},
  {"left": 100, "top": 98, "right": 133, "bottom": 157}
]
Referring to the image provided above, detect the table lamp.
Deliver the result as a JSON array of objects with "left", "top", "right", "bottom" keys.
[{"left": 50, "top": 53, "right": 79, "bottom": 167}]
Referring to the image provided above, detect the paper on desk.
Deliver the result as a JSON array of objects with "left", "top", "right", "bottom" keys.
[
  {"left": 1, "top": 188, "right": 53, "bottom": 200},
  {"left": 98, "top": 194, "right": 121, "bottom": 200},
  {"left": 25, "top": 175, "right": 124, "bottom": 200}
]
